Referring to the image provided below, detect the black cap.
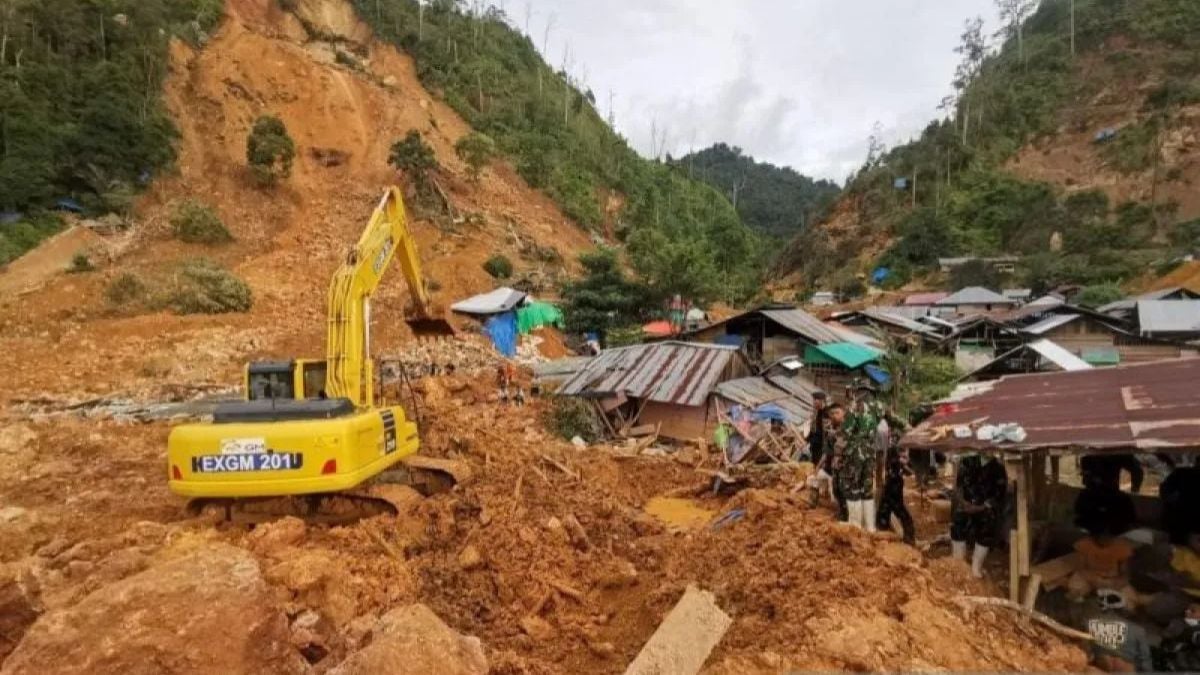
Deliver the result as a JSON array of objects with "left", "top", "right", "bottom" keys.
[{"left": 812, "top": 390, "right": 827, "bottom": 400}]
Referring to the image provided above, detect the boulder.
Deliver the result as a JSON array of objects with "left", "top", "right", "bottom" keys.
[
  {"left": 0, "top": 573, "right": 39, "bottom": 663},
  {"left": 329, "top": 604, "right": 486, "bottom": 675},
  {"left": 1, "top": 545, "right": 303, "bottom": 675},
  {"left": 292, "top": 0, "right": 370, "bottom": 46}
]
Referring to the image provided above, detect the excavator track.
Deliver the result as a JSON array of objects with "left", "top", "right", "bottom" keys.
[{"left": 187, "top": 456, "right": 472, "bottom": 525}]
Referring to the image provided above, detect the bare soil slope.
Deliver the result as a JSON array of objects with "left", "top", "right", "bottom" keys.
[{"left": 0, "top": 0, "right": 590, "bottom": 405}]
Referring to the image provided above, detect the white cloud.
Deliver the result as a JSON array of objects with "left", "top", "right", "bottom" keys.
[{"left": 525, "top": 0, "right": 1001, "bottom": 180}]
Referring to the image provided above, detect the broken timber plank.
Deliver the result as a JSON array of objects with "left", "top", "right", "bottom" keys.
[{"left": 624, "top": 585, "right": 732, "bottom": 675}]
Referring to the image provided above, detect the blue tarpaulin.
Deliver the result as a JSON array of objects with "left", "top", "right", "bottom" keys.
[
  {"left": 872, "top": 267, "right": 890, "bottom": 284},
  {"left": 483, "top": 311, "right": 518, "bottom": 357},
  {"left": 54, "top": 198, "right": 83, "bottom": 213},
  {"left": 864, "top": 364, "right": 891, "bottom": 386},
  {"left": 894, "top": 177, "right": 909, "bottom": 190},
  {"left": 715, "top": 334, "right": 745, "bottom": 346},
  {"left": 0, "top": 211, "right": 22, "bottom": 225}
]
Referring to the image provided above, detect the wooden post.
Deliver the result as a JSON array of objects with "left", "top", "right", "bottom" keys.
[
  {"left": 1006, "top": 457, "right": 1031, "bottom": 602},
  {"left": 1030, "top": 451, "right": 1046, "bottom": 519}
]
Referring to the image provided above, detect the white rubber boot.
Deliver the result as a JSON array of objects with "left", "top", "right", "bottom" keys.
[
  {"left": 951, "top": 540, "right": 967, "bottom": 561},
  {"left": 847, "top": 500, "right": 864, "bottom": 530},
  {"left": 971, "top": 545, "right": 989, "bottom": 578},
  {"left": 863, "top": 499, "right": 878, "bottom": 533}
]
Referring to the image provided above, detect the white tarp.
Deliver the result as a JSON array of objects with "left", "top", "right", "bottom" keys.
[
  {"left": 450, "top": 287, "right": 527, "bottom": 315},
  {"left": 1028, "top": 338, "right": 1092, "bottom": 372}
]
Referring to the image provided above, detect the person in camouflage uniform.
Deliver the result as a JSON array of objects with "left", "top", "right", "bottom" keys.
[
  {"left": 840, "top": 383, "right": 885, "bottom": 531},
  {"left": 820, "top": 404, "right": 849, "bottom": 521}
]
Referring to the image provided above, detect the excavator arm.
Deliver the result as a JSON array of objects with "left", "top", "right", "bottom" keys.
[{"left": 325, "top": 187, "right": 448, "bottom": 408}]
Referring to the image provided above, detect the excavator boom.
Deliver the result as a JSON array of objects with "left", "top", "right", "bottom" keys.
[{"left": 325, "top": 187, "right": 452, "bottom": 407}]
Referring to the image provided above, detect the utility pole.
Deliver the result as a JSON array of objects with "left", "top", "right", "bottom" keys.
[
  {"left": 911, "top": 169, "right": 917, "bottom": 209},
  {"left": 418, "top": 0, "right": 425, "bottom": 42}
]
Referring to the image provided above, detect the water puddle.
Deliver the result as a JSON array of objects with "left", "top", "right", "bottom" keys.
[{"left": 643, "top": 497, "right": 716, "bottom": 532}]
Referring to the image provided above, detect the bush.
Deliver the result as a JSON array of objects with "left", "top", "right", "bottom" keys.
[
  {"left": 483, "top": 254, "right": 513, "bottom": 279},
  {"left": 389, "top": 130, "right": 438, "bottom": 193},
  {"left": 1076, "top": 282, "right": 1125, "bottom": 308},
  {"left": 1101, "top": 122, "right": 1157, "bottom": 174},
  {"left": 171, "top": 200, "right": 232, "bottom": 244},
  {"left": 67, "top": 252, "right": 95, "bottom": 273},
  {"left": 543, "top": 396, "right": 601, "bottom": 443},
  {"left": 165, "top": 259, "right": 253, "bottom": 314},
  {"left": 454, "top": 132, "right": 496, "bottom": 182},
  {"left": 105, "top": 273, "right": 146, "bottom": 305},
  {"left": 246, "top": 115, "right": 296, "bottom": 187}
]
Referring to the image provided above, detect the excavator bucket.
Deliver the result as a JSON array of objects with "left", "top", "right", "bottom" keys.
[{"left": 405, "top": 315, "right": 456, "bottom": 337}]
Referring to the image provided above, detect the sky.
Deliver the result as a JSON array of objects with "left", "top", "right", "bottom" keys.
[{"left": 513, "top": 0, "right": 1001, "bottom": 183}]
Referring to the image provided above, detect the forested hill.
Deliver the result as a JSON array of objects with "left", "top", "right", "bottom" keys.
[
  {"left": 777, "top": 0, "right": 1200, "bottom": 296},
  {"left": 351, "top": 0, "right": 764, "bottom": 306},
  {"left": 674, "top": 143, "right": 839, "bottom": 240}
]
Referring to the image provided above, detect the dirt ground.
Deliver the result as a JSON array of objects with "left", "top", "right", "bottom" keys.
[
  {"left": 0, "top": 1, "right": 1091, "bottom": 672},
  {"left": 0, "top": 374, "right": 1089, "bottom": 673}
]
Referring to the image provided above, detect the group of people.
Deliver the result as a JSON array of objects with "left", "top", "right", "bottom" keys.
[
  {"left": 804, "top": 383, "right": 915, "bottom": 544},
  {"left": 1064, "top": 455, "right": 1200, "bottom": 671}
]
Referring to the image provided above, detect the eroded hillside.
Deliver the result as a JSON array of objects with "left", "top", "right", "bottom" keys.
[{"left": 0, "top": 0, "right": 591, "bottom": 404}]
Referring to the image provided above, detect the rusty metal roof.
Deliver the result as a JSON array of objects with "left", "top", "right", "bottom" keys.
[
  {"left": 759, "top": 308, "right": 852, "bottom": 345},
  {"left": 902, "top": 358, "right": 1200, "bottom": 454},
  {"left": 557, "top": 341, "right": 743, "bottom": 407}
]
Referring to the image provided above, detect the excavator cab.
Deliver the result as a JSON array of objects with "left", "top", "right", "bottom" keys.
[{"left": 245, "top": 360, "right": 328, "bottom": 401}]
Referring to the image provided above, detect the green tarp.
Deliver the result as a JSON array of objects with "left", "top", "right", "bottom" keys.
[
  {"left": 516, "top": 301, "right": 564, "bottom": 335},
  {"left": 1082, "top": 347, "right": 1121, "bottom": 366},
  {"left": 803, "top": 342, "right": 883, "bottom": 369}
]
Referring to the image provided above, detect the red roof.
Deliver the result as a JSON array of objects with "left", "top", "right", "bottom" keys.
[
  {"left": 901, "top": 358, "right": 1200, "bottom": 454},
  {"left": 642, "top": 320, "right": 678, "bottom": 337},
  {"left": 903, "top": 292, "right": 949, "bottom": 306}
]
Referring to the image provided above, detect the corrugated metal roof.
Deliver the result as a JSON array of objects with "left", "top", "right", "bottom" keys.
[
  {"left": 759, "top": 308, "right": 849, "bottom": 345},
  {"left": 937, "top": 286, "right": 1015, "bottom": 306},
  {"left": 1027, "top": 339, "right": 1092, "bottom": 371},
  {"left": 1137, "top": 300, "right": 1200, "bottom": 334},
  {"left": 532, "top": 356, "right": 593, "bottom": 377},
  {"left": 858, "top": 307, "right": 940, "bottom": 335},
  {"left": 804, "top": 342, "right": 882, "bottom": 369},
  {"left": 714, "top": 376, "right": 813, "bottom": 423},
  {"left": 450, "top": 287, "right": 527, "bottom": 315},
  {"left": 904, "top": 292, "right": 949, "bottom": 306},
  {"left": 1003, "top": 288, "right": 1032, "bottom": 300},
  {"left": 1023, "top": 313, "right": 1080, "bottom": 335},
  {"left": 557, "top": 341, "right": 741, "bottom": 407},
  {"left": 903, "top": 357, "right": 1200, "bottom": 454},
  {"left": 1099, "top": 288, "right": 1200, "bottom": 314}
]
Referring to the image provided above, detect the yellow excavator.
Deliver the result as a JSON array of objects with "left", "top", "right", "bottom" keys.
[{"left": 167, "top": 187, "right": 464, "bottom": 522}]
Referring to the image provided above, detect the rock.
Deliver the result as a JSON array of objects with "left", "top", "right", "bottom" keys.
[
  {"left": 587, "top": 640, "right": 616, "bottom": 657},
  {"left": 381, "top": 75, "right": 398, "bottom": 88},
  {"left": 571, "top": 436, "right": 587, "bottom": 449},
  {"left": 597, "top": 559, "right": 640, "bottom": 589},
  {"left": 563, "top": 514, "right": 591, "bottom": 551},
  {"left": 457, "top": 545, "right": 483, "bottom": 571},
  {"left": 247, "top": 516, "right": 307, "bottom": 555},
  {"left": 1, "top": 545, "right": 303, "bottom": 674},
  {"left": 35, "top": 537, "right": 71, "bottom": 559},
  {"left": 291, "top": 0, "right": 372, "bottom": 45},
  {"left": 625, "top": 586, "right": 732, "bottom": 675},
  {"left": 0, "top": 573, "right": 39, "bottom": 662},
  {"left": 0, "top": 507, "right": 29, "bottom": 524},
  {"left": 518, "top": 615, "right": 556, "bottom": 641},
  {"left": 330, "top": 604, "right": 486, "bottom": 675}
]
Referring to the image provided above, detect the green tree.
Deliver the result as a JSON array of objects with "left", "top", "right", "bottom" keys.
[
  {"left": 389, "top": 130, "right": 438, "bottom": 194},
  {"left": 246, "top": 115, "right": 296, "bottom": 187},
  {"left": 560, "top": 248, "right": 653, "bottom": 336},
  {"left": 454, "top": 132, "right": 496, "bottom": 182},
  {"left": 949, "top": 259, "right": 1003, "bottom": 289}
]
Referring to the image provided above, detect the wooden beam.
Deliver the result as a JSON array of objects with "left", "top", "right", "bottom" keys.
[
  {"left": 1015, "top": 457, "right": 1030, "bottom": 577},
  {"left": 1009, "top": 527, "right": 1020, "bottom": 603}
]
